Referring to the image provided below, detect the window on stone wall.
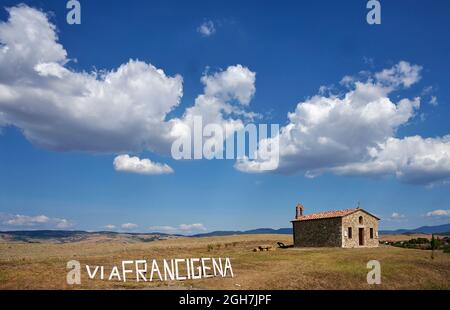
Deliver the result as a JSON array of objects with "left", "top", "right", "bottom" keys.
[
  {"left": 370, "top": 228, "right": 374, "bottom": 239},
  {"left": 359, "top": 216, "right": 363, "bottom": 224},
  {"left": 348, "top": 227, "right": 352, "bottom": 239}
]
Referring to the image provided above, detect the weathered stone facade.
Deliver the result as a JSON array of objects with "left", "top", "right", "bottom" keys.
[
  {"left": 293, "top": 217, "right": 342, "bottom": 247},
  {"left": 292, "top": 206, "right": 379, "bottom": 248},
  {"left": 341, "top": 210, "right": 379, "bottom": 248}
]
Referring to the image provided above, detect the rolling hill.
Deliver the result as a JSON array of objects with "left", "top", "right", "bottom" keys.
[
  {"left": 192, "top": 228, "right": 293, "bottom": 237},
  {"left": 1, "top": 222, "right": 449, "bottom": 242},
  {"left": 379, "top": 223, "right": 450, "bottom": 235},
  {"left": 0, "top": 230, "right": 179, "bottom": 243}
]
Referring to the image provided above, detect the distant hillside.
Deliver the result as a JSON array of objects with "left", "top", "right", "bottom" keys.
[
  {"left": 195, "top": 223, "right": 450, "bottom": 238},
  {"left": 2, "top": 222, "right": 449, "bottom": 242},
  {"left": 0, "top": 230, "right": 179, "bottom": 244},
  {"left": 380, "top": 223, "right": 450, "bottom": 235},
  {"left": 192, "top": 228, "right": 293, "bottom": 238}
]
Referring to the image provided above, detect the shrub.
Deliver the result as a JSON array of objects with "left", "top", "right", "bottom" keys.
[{"left": 431, "top": 235, "right": 439, "bottom": 250}]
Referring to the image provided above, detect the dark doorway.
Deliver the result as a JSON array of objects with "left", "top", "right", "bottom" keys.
[{"left": 359, "top": 228, "right": 364, "bottom": 246}]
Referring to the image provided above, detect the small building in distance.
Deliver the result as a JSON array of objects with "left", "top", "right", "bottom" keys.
[{"left": 291, "top": 203, "right": 380, "bottom": 248}]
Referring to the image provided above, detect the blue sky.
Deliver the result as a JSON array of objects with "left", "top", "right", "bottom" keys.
[{"left": 1, "top": 0, "right": 450, "bottom": 233}]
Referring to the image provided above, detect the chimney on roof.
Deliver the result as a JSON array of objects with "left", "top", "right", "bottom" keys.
[{"left": 295, "top": 203, "right": 304, "bottom": 219}]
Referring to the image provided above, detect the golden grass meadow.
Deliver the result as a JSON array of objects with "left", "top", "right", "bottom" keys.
[{"left": 0, "top": 233, "right": 449, "bottom": 290}]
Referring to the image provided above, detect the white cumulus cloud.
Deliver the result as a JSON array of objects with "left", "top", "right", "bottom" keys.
[
  {"left": 333, "top": 135, "right": 450, "bottom": 185},
  {"left": 387, "top": 212, "right": 406, "bottom": 221},
  {"left": 169, "top": 64, "right": 257, "bottom": 159},
  {"left": 113, "top": 154, "right": 173, "bottom": 175},
  {"left": 236, "top": 61, "right": 450, "bottom": 186},
  {"left": 0, "top": 6, "right": 257, "bottom": 173},
  {"left": 178, "top": 223, "right": 207, "bottom": 232},
  {"left": 197, "top": 20, "right": 216, "bottom": 37},
  {"left": 429, "top": 96, "right": 438, "bottom": 106},
  {"left": 1, "top": 5, "right": 450, "bottom": 187},
  {"left": 201, "top": 64, "right": 256, "bottom": 105},
  {"left": 148, "top": 223, "right": 207, "bottom": 234},
  {"left": 0, "top": 5, "right": 183, "bottom": 155},
  {"left": 391, "top": 212, "right": 405, "bottom": 219},
  {"left": 5, "top": 214, "right": 49, "bottom": 226},
  {"left": 54, "top": 218, "right": 72, "bottom": 229},
  {"left": 374, "top": 61, "right": 422, "bottom": 88},
  {"left": 1, "top": 213, "right": 73, "bottom": 229},
  {"left": 121, "top": 223, "right": 138, "bottom": 230},
  {"left": 426, "top": 210, "right": 450, "bottom": 217}
]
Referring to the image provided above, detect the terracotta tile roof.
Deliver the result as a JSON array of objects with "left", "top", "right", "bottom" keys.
[{"left": 292, "top": 208, "right": 360, "bottom": 221}]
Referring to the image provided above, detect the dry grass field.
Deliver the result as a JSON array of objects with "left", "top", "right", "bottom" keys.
[{"left": 1, "top": 234, "right": 449, "bottom": 290}]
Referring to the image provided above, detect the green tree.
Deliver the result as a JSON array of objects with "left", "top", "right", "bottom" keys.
[{"left": 431, "top": 234, "right": 436, "bottom": 259}]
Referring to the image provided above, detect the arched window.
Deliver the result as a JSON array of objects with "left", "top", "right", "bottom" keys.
[{"left": 359, "top": 216, "right": 363, "bottom": 224}]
